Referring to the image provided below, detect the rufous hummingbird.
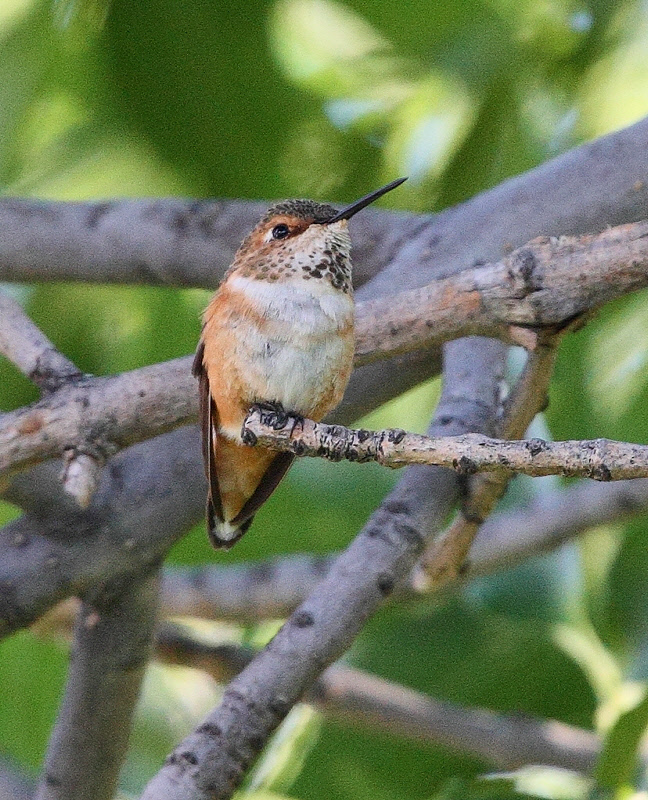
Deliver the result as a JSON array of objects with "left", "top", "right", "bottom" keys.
[{"left": 193, "top": 177, "right": 407, "bottom": 548}]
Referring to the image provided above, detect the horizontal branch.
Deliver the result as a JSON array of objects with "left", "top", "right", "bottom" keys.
[
  {"left": 243, "top": 409, "right": 648, "bottom": 482},
  {"left": 0, "top": 357, "right": 195, "bottom": 476},
  {"left": 0, "top": 197, "right": 406, "bottom": 290}
]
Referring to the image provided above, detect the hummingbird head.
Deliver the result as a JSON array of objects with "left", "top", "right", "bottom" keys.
[{"left": 230, "top": 177, "right": 407, "bottom": 293}]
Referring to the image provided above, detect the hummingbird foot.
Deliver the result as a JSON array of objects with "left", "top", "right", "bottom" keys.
[{"left": 251, "top": 401, "right": 297, "bottom": 431}]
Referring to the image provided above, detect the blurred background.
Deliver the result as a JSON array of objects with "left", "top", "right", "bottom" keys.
[{"left": 1, "top": 0, "right": 648, "bottom": 797}]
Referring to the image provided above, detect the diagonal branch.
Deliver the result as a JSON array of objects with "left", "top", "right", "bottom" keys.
[
  {"left": 157, "top": 624, "right": 599, "bottom": 774},
  {"left": 0, "top": 291, "right": 82, "bottom": 392},
  {"left": 356, "top": 220, "right": 648, "bottom": 363},
  {"left": 415, "top": 331, "right": 562, "bottom": 589}
]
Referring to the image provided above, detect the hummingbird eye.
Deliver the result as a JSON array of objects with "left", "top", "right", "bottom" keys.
[{"left": 271, "top": 223, "right": 290, "bottom": 240}]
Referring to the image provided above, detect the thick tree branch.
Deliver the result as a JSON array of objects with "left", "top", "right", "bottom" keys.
[
  {"left": 34, "top": 474, "right": 648, "bottom": 629},
  {"left": 0, "top": 756, "right": 33, "bottom": 800},
  {"left": 35, "top": 571, "right": 159, "bottom": 800},
  {"left": 0, "top": 426, "right": 203, "bottom": 640},
  {"left": 0, "top": 198, "right": 405, "bottom": 290},
  {"left": 2, "top": 117, "right": 648, "bottom": 300},
  {"left": 356, "top": 220, "right": 648, "bottom": 363},
  {"left": 0, "top": 357, "right": 194, "bottom": 478}
]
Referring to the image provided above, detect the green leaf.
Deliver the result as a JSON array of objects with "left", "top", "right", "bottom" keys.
[
  {"left": 477, "top": 766, "right": 591, "bottom": 799},
  {"left": 595, "top": 686, "right": 648, "bottom": 790}
]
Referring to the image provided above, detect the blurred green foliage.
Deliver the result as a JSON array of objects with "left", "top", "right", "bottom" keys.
[{"left": 2, "top": 0, "right": 648, "bottom": 796}]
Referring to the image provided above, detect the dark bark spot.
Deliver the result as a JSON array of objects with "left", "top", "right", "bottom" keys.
[
  {"left": 249, "top": 561, "right": 274, "bottom": 583},
  {"left": 179, "top": 750, "right": 198, "bottom": 765},
  {"left": 293, "top": 610, "right": 315, "bottom": 627},
  {"left": 86, "top": 202, "right": 112, "bottom": 229},
  {"left": 269, "top": 696, "right": 290, "bottom": 717},
  {"left": 456, "top": 456, "right": 478, "bottom": 475},
  {"left": 515, "top": 248, "right": 539, "bottom": 293},
  {"left": 377, "top": 573, "right": 394, "bottom": 596},
  {"left": 45, "top": 773, "right": 62, "bottom": 787},
  {"left": 526, "top": 438, "right": 547, "bottom": 456},
  {"left": 356, "top": 429, "right": 372, "bottom": 443},
  {"left": 387, "top": 428, "right": 406, "bottom": 444},
  {"left": 382, "top": 499, "right": 410, "bottom": 516},
  {"left": 395, "top": 519, "right": 423, "bottom": 546},
  {"left": 591, "top": 464, "right": 612, "bottom": 481},
  {"left": 198, "top": 721, "right": 222, "bottom": 737}
]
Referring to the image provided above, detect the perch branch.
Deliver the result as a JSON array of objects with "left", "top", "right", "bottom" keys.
[
  {"left": 3, "top": 216, "right": 648, "bottom": 484},
  {"left": 242, "top": 408, "right": 648, "bottom": 481},
  {"left": 0, "top": 357, "right": 195, "bottom": 478}
]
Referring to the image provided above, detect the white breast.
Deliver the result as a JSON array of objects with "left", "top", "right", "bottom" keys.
[{"left": 228, "top": 274, "right": 354, "bottom": 415}]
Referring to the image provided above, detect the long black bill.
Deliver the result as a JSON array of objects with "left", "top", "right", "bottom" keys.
[{"left": 326, "top": 176, "right": 408, "bottom": 224}]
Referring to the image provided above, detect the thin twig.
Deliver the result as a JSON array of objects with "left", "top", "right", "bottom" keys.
[
  {"left": 415, "top": 333, "right": 561, "bottom": 589},
  {"left": 0, "top": 291, "right": 82, "bottom": 392}
]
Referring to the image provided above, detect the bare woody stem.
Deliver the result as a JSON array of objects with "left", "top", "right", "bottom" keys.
[
  {"left": 0, "top": 292, "right": 82, "bottom": 392},
  {"left": 415, "top": 332, "right": 562, "bottom": 589},
  {"left": 242, "top": 408, "right": 648, "bottom": 482}
]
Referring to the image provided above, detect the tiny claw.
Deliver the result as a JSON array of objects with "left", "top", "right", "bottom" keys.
[{"left": 251, "top": 401, "right": 290, "bottom": 430}]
